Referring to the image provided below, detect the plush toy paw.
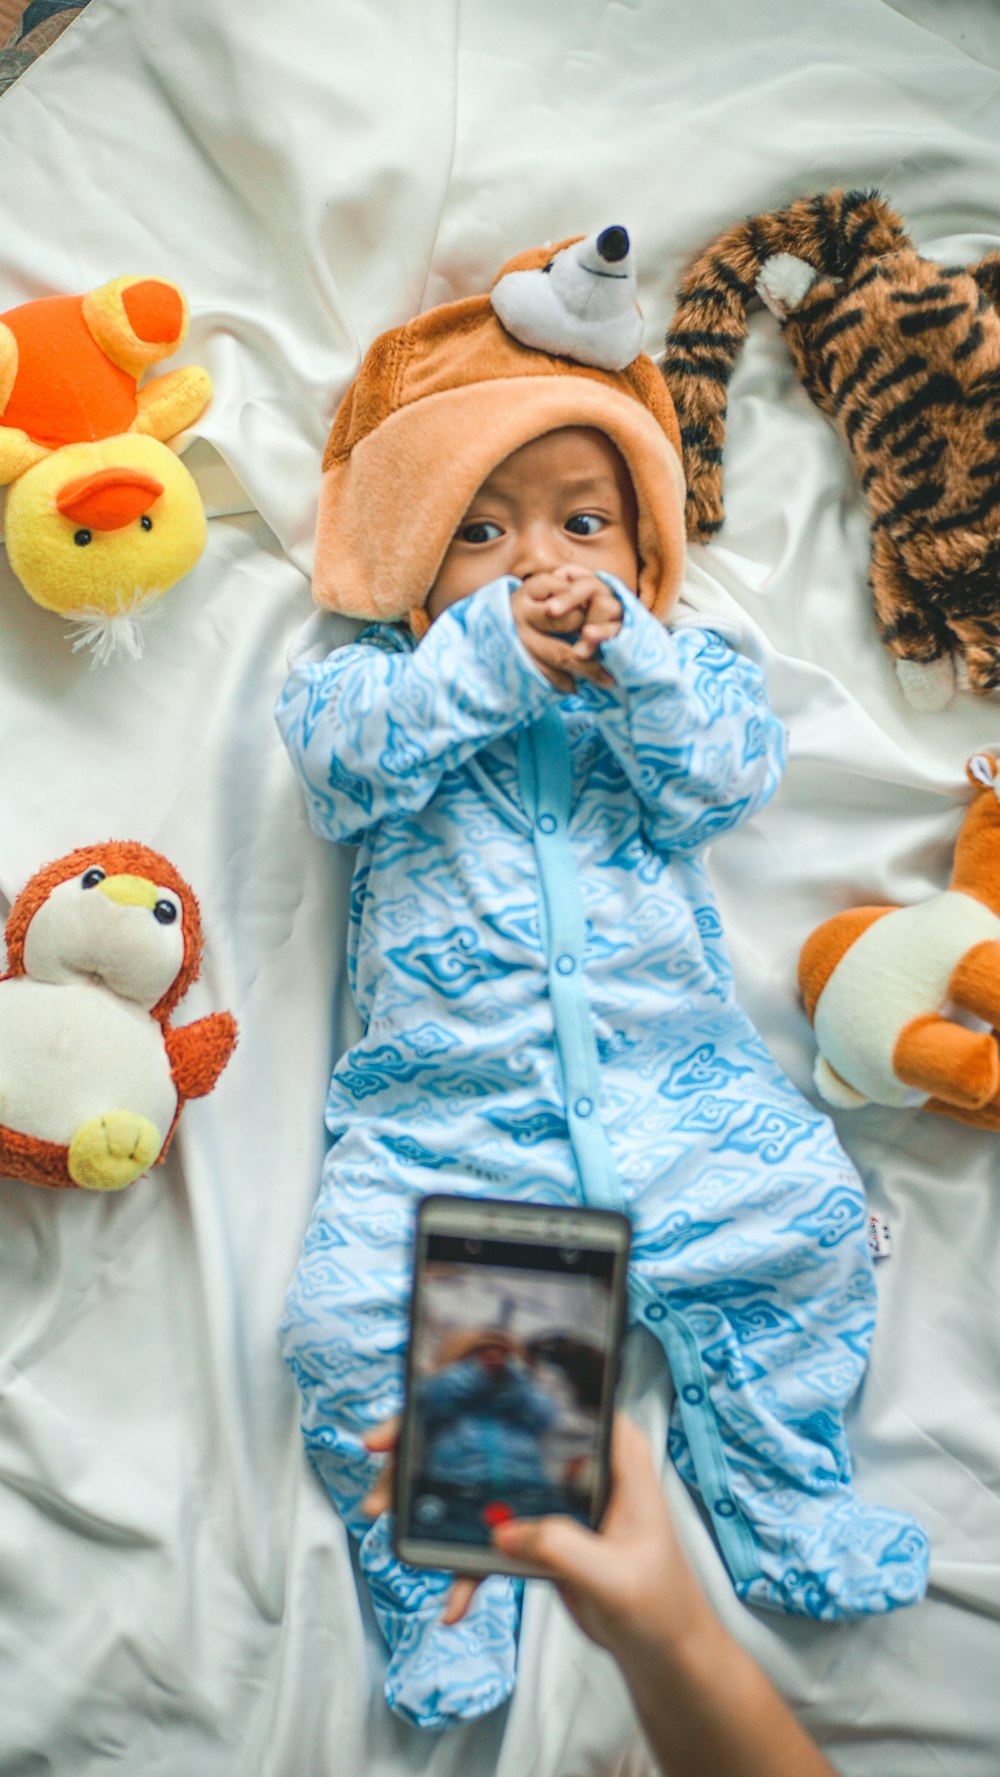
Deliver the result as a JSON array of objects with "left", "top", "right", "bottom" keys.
[
  {"left": 895, "top": 654, "right": 955, "bottom": 710},
  {"left": 756, "top": 253, "right": 819, "bottom": 320},
  {"left": 814, "top": 1056, "right": 868, "bottom": 1108},
  {"left": 67, "top": 1112, "right": 163, "bottom": 1191}
]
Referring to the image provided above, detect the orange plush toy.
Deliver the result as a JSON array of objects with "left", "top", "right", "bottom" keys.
[
  {"left": 799, "top": 754, "right": 1000, "bottom": 1129},
  {"left": 0, "top": 277, "right": 211, "bottom": 661},
  {"left": 0, "top": 840, "right": 237, "bottom": 1190}
]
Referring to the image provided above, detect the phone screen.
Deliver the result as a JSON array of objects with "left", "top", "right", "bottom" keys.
[{"left": 397, "top": 1217, "right": 627, "bottom": 1560}]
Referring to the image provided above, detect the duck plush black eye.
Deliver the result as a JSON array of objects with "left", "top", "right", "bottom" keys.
[
  {"left": 80, "top": 867, "right": 106, "bottom": 889},
  {"left": 140, "top": 515, "right": 153, "bottom": 532},
  {"left": 153, "top": 899, "right": 178, "bottom": 925},
  {"left": 74, "top": 529, "right": 92, "bottom": 547}
]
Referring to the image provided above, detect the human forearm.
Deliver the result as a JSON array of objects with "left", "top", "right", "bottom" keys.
[
  {"left": 488, "top": 1416, "right": 836, "bottom": 1777},
  {"left": 619, "top": 1603, "right": 837, "bottom": 1777}
]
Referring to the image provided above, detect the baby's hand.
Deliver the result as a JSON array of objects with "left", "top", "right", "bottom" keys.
[
  {"left": 548, "top": 571, "right": 625, "bottom": 664},
  {"left": 511, "top": 567, "right": 622, "bottom": 691}
]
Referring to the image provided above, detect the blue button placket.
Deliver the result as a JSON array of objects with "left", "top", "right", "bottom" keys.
[
  {"left": 517, "top": 712, "right": 624, "bottom": 1213},
  {"left": 515, "top": 710, "right": 760, "bottom": 1587}
]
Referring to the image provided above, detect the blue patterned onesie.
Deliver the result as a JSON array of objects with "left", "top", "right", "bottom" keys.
[{"left": 277, "top": 574, "right": 929, "bottom": 1729}]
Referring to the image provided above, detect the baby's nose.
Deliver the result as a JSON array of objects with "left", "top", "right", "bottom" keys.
[{"left": 514, "top": 522, "right": 569, "bottom": 579}]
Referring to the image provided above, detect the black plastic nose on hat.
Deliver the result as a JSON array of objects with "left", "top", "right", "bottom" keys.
[{"left": 597, "top": 226, "right": 629, "bottom": 263}]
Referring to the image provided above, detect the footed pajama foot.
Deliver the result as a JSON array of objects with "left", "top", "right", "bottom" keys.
[
  {"left": 362, "top": 1517, "right": 521, "bottom": 1728},
  {"left": 737, "top": 1493, "right": 929, "bottom": 1620}
]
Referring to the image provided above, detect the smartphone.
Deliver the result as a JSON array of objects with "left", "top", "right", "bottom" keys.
[{"left": 394, "top": 1194, "right": 631, "bottom": 1577}]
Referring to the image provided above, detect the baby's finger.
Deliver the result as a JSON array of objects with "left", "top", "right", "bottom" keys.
[
  {"left": 584, "top": 587, "right": 624, "bottom": 624},
  {"left": 566, "top": 655, "right": 615, "bottom": 689},
  {"left": 519, "top": 572, "right": 573, "bottom": 605},
  {"left": 543, "top": 595, "right": 591, "bottom": 627},
  {"left": 522, "top": 630, "right": 579, "bottom": 692},
  {"left": 440, "top": 1576, "right": 481, "bottom": 1626},
  {"left": 574, "top": 661, "right": 615, "bottom": 689},
  {"left": 543, "top": 562, "right": 587, "bottom": 587},
  {"left": 543, "top": 605, "right": 590, "bottom": 636},
  {"left": 574, "top": 623, "right": 622, "bottom": 659},
  {"left": 545, "top": 575, "right": 604, "bottom": 615},
  {"left": 514, "top": 584, "right": 582, "bottom": 638}
]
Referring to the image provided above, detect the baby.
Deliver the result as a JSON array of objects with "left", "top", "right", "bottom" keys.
[{"left": 277, "top": 234, "right": 929, "bottom": 1731}]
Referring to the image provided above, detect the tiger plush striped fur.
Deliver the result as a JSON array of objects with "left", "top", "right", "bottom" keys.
[{"left": 661, "top": 188, "right": 1000, "bottom": 702}]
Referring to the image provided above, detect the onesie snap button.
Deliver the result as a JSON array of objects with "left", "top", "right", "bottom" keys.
[
  {"left": 555, "top": 953, "right": 575, "bottom": 975},
  {"left": 714, "top": 1497, "right": 737, "bottom": 1518},
  {"left": 574, "top": 1096, "right": 593, "bottom": 1118},
  {"left": 681, "top": 1384, "right": 704, "bottom": 1405},
  {"left": 536, "top": 813, "right": 557, "bottom": 834}
]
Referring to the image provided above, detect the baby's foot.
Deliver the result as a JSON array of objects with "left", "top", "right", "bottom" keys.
[
  {"left": 382, "top": 1581, "right": 520, "bottom": 1728},
  {"left": 362, "top": 1518, "right": 521, "bottom": 1728}
]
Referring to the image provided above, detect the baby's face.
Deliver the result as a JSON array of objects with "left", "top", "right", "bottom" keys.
[{"left": 427, "top": 427, "right": 639, "bottom": 619}]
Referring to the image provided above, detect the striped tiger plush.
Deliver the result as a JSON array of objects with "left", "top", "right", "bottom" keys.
[{"left": 661, "top": 188, "right": 1000, "bottom": 706}]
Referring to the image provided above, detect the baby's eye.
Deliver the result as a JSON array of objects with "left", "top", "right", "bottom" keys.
[
  {"left": 565, "top": 513, "right": 605, "bottom": 537},
  {"left": 459, "top": 520, "right": 503, "bottom": 545}
]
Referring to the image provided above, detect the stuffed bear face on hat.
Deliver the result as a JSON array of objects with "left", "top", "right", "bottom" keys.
[{"left": 314, "top": 230, "right": 687, "bottom": 626}]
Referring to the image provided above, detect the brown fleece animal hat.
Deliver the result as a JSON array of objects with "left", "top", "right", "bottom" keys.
[{"left": 315, "top": 229, "right": 687, "bottom": 624}]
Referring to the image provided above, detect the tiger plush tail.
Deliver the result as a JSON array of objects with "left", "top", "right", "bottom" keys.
[{"left": 661, "top": 188, "right": 911, "bottom": 542}]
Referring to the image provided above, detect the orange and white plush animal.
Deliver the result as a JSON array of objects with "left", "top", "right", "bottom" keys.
[
  {"left": 0, "top": 840, "right": 237, "bottom": 1190},
  {"left": 0, "top": 276, "right": 210, "bottom": 660},
  {"left": 799, "top": 755, "right": 1000, "bottom": 1130}
]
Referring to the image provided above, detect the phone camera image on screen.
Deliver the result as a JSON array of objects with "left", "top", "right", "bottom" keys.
[{"left": 404, "top": 1232, "right": 618, "bottom": 1549}]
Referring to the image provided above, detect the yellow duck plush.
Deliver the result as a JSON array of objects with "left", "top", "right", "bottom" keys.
[{"left": 0, "top": 275, "right": 211, "bottom": 660}]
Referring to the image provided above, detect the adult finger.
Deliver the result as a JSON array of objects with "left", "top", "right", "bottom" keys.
[
  {"left": 440, "top": 1575, "right": 481, "bottom": 1625},
  {"left": 491, "top": 1513, "right": 601, "bottom": 1585},
  {"left": 359, "top": 1473, "right": 392, "bottom": 1518},
  {"left": 362, "top": 1415, "right": 400, "bottom": 1454},
  {"left": 359, "top": 1415, "right": 399, "bottom": 1516}
]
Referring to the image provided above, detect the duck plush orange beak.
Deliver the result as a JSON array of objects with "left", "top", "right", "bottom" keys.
[
  {"left": 55, "top": 467, "right": 165, "bottom": 531},
  {"left": 0, "top": 275, "right": 211, "bottom": 661}
]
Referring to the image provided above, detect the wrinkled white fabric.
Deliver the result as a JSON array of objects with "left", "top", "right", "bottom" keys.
[{"left": 0, "top": 1, "right": 998, "bottom": 1773}]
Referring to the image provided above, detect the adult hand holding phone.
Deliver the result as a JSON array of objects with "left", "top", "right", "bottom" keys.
[
  {"left": 366, "top": 1411, "right": 836, "bottom": 1777},
  {"left": 446, "top": 1410, "right": 692, "bottom": 1647}
]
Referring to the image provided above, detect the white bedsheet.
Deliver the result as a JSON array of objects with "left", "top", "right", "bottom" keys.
[{"left": 0, "top": 2, "right": 998, "bottom": 1771}]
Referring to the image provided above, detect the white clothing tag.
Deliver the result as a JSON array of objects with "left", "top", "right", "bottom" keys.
[{"left": 868, "top": 1213, "right": 893, "bottom": 1261}]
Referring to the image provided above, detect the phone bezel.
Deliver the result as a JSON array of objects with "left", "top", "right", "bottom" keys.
[{"left": 393, "top": 1194, "right": 631, "bottom": 1578}]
